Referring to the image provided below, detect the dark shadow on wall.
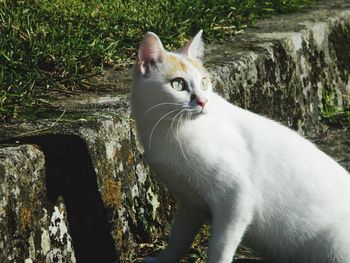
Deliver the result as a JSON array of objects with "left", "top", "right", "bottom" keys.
[{"left": 2, "top": 134, "right": 118, "bottom": 263}]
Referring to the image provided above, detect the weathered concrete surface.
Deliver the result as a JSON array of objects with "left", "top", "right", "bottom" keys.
[
  {"left": 0, "top": 145, "right": 75, "bottom": 263},
  {"left": 0, "top": 109, "right": 173, "bottom": 262},
  {"left": 207, "top": 1, "right": 350, "bottom": 132},
  {"left": 0, "top": 1, "right": 349, "bottom": 262},
  {"left": 312, "top": 128, "right": 350, "bottom": 171}
]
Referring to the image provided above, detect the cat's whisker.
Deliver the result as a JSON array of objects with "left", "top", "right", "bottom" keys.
[
  {"left": 167, "top": 109, "right": 186, "bottom": 139},
  {"left": 143, "top": 102, "right": 183, "bottom": 117},
  {"left": 176, "top": 111, "right": 184, "bottom": 136},
  {"left": 182, "top": 108, "right": 197, "bottom": 120},
  {"left": 148, "top": 108, "right": 181, "bottom": 152},
  {"left": 176, "top": 111, "right": 189, "bottom": 162}
]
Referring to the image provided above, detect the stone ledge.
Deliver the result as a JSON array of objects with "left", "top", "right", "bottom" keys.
[{"left": 207, "top": 4, "right": 350, "bottom": 132}]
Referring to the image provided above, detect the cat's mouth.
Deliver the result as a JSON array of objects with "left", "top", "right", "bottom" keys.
[{"left": 186, "top": 105, "right": 206, "bottom": 118}]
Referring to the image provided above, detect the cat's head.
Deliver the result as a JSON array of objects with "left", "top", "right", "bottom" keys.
[{"left": 131, "top": 30, "right": 213, "bottom": 121}]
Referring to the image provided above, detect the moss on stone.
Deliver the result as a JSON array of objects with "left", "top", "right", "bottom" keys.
[
  {"left": 102, "top": 178, "right": 122, "bottom": 210},
  {"left": 320, "top": 86, "right": 350, "bottom": 127},
  {"left": 20, "top": 207, "right": 32, "bottom": 232}
]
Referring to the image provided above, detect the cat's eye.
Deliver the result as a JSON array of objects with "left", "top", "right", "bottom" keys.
[
  {"left": 201, "top": 77, "right": 210, "bottom": 91},
  {"left": 171, "top": 78, "right": 187, "bottom": 91}
]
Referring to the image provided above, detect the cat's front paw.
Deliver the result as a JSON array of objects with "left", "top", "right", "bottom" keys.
[{"left": 142, "top": 257, "right": 160, "bottom": 263}]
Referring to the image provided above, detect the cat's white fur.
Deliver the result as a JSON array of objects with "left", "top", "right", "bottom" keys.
[{"left": 131, "top": 31, "right": 350, "bottom": 263}]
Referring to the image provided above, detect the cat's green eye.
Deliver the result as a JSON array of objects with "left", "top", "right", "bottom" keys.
[
  {"left": 201, "top": 77, "right": 210, "bottom": 91},
  {"left": 171, "top": 78, "right": 186, "bottom": 91}
]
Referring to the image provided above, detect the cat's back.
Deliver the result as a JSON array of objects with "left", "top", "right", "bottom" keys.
[
  {"left": 210, "top": 97, "right": 350, "bottom": 262},
  {"left": 182, "top": 92, "right": 349, "bottom": 183},
  {"left": 190, "top": 93, "right": 350, "bottom": 220},
  {"left": 228, "top": 98, "right": 350, "bottom": 195}
]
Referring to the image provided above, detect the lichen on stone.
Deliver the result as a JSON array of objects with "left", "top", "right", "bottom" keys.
[
  {"left": 20, "top": 207, "right": 31, "bottom": 231},
  {"left": 102, "top": 178, "right": 122, "bottom": 209}
]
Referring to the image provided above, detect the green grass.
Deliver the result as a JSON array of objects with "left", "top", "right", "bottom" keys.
[{"left": 0, "top": 0, "right": 315, "bottom": 121}]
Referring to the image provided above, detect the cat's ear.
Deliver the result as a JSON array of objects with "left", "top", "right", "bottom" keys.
[
  {"left": 178, "top": 30, "right": 204, "bottom": 60},
  {"left": 137, "top": 32, "right": 165, "bottom": 75}
]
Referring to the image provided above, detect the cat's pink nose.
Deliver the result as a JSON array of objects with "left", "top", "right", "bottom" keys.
[
  {"left": 197, "top": 98, "right": 207, "bottom": 108},
  {"left": 197, "top": 99, "right": 208, "bottom": 108},
  {"left": 191, "top": 93, "right": 207, "bottom": 108}
]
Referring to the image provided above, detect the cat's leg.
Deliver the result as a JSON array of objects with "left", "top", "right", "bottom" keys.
[
  {"left": 145, "top": 202, "right": 206, "bottom": 263},
  {"left": 206, "top": 196, "right": 253, "bottom": 263}
]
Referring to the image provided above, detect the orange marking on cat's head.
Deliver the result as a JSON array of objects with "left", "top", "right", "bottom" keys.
[
  {"left": 165, "top": 54, "right": 188, "bottom": 76},
  {"left": 188, "top": 58, "right": 205, "bottom": 72}
]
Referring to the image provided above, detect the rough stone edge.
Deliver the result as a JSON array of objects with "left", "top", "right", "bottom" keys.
[
  {"left": 0, "top": 145, "right": 75, "bottom": 263},
  {"left": 207, "top": 7, "right": 350, "bottom": 133}
]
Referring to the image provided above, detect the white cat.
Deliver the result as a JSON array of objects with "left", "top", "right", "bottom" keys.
[{"left": 131, "top": 30, "right": 350, "bottom": 263}]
